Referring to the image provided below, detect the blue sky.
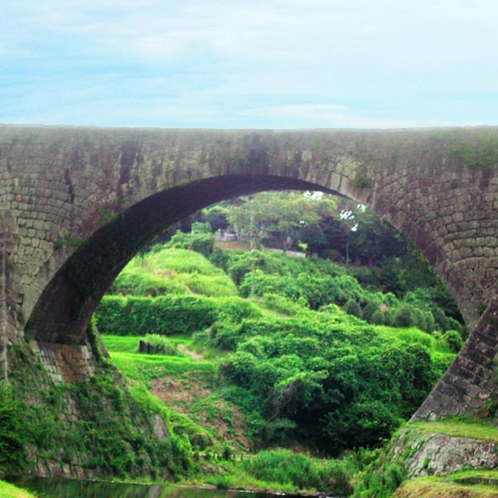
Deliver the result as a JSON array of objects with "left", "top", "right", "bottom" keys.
[{"left": 2, "top": 0, "right": 498, "bottom": 129}]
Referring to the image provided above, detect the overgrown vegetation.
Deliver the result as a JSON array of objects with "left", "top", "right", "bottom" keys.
[
  {"left": 95, "top": 244, "right": 461, "bottom": 457},
  {"left": 4, "top": 339, "right": 195, "bottom": 482},
  {"left": 11, "top": 191, "right": 476, "bottom": 495},
  {"left": 89, "top": 193, "right": 471, "bottom": 495}
]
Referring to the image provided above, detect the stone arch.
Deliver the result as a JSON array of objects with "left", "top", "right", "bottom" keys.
[
  {"left": 26, "top": 169, "right": 469, "bottom": 348},
  {"left": 2, "top": 125, "right": 497, "bottom": 419},
  {"left": 6, "top": 126, "right": 497, "bottom": 347},
  {"left": 26, "top": 174, "right": 340, "bottom": 344}
]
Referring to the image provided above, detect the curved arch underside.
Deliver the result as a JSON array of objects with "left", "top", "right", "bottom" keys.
[{"left": 26, "top": 175, "right": 336, "bottom": 344}]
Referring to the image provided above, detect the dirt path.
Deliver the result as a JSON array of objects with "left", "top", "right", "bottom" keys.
[{"left": 178, "top": 345, "right": 204, "bottom": 361}]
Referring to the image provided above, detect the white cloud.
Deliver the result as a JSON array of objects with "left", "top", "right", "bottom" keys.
[{"left": 2, "top": 0, "right": 498, "bottom": 127}]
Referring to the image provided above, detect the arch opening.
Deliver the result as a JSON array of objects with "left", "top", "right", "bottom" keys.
[
  {"left": 94, "top": 190, "right": 467, "bottom": 453},
  {"left": 26, "top": 171, "right": 472, "bottom": 348},
  {"left": 24, "top": 168, "right": 497, "bottom": 423},
  {"left": 26, "top": 175, "right": 339, "bottom": 344}
]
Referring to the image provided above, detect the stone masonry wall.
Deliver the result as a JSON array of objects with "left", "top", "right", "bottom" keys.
[{"left": 2, "top": 125, "right": 498, "bottom": 417}]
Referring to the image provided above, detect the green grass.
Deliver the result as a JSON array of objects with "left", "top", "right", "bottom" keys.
[
  {"left": 200, "top": 465, "right": 302, "bottom": 494},
  {"left": 101, "top": 335, "right": 141, "bottom": 353},
  {"left": 179, "top": 448, "right": 357, "bottom": 495},
  {"left": 109, "top": 352, "right": 215, "bottom": 384},
  {"left": 409, "top": 416, "right": 498, "bottom": 443},
  {"left": 102, "top": 334, "right": 196, "bottom": 353},
  {"left": 144, "top": 248, "right": 223, "bottom": 276},
  {"left": 114, "top": 248, "right": 238, "bottom": 297},
  {"left": 0, "top": 480, "right": 39, "bottom": 497},
  {"left": 397, "top": 470, "right": 498, "bottom": 497},
  {"left": 445, "top": 469, "right": 498, "bottom": 481}
]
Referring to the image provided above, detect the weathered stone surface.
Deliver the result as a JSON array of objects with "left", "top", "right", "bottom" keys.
[
  {"left": 2, "top": 125, "right": 498, "bottom": 418},
  {"left": 397, "top": 429, "right": 498, "bottom": 478},
  {"left": 412, "top": 297, "right": 498, "bottom": 420}
]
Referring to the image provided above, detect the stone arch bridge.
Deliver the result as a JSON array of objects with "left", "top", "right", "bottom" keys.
[{"left": 2, "top": 124, "right": 498, "bottom": 419}]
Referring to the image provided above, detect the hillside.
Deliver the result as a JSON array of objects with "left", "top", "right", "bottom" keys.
[{"left": 90, "top": 242, "right": 476, "bottom": 495}]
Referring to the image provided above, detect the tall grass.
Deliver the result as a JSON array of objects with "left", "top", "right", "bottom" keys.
[
  {"left": 240, "top": 449, "right": 353, "bottom": 495},
  {"left": 112, "top": 248, "right": 238, "bottom": 297},
  {"left": 0, "top": 480, "right": 39, "bottom": 498}
]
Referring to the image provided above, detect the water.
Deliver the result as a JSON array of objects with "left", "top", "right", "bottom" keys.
[{"left": 13, "top": 477, "right": 282, "bottom": 498}]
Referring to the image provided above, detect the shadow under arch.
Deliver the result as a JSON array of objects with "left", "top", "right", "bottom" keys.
[
  {"left": 26, "top": 168, "right": 473, "bottom": 350},
  {"left": 26, "top": 174, "right": 341, "bottom": 345}
]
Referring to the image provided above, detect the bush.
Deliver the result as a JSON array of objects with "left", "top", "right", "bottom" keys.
[
  {"left": 241, "top": 449, "right": 353, "bottom": 494},
  {"left": 139, "top": 334, "right": 180, "bottom": 355},
  {"left": 0, "top": 384, "right": 28, "bottom": 476},
  {"left": 95, "top": 295, "right": 219, "bottom": 336},
  {"left": 371, "top": 309, "right": 385, "bottom": 325},
  {"left": 165, "top": 224, "right": 215, "bottom": 257},
  {"left": 442, "top": 330, "right": 464, "bottom": 353},
  {"left": 392, "top": 305, "right": 415, "bottom": 328},
  {"left": 352, "top": 456, "right": 406, "bottom": 498},
  {"left": 343, "top": 299, "right": 363, "bottom": 319}
]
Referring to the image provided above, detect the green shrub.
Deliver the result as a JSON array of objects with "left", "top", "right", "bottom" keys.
[
  {"left": 139, "top": 334, "right": 180, "bottom": 355},
  {"left": 392, "top": 304, "right": 415, "bottom": 328},
  {"left": 241, "top": 449, "right": 353, "bottom": 494},
  {"left": 371, "top": 309, "right": 385, "bottom": 325},
  {"left": 352, "top": 461, "right": 405, "bottom": 498},
  {"left": 95, "top": 295, "right": 219, "bottom": 336},
  {"left": 343, "top": 298, "right": 363, "bottom": 319},
  {"left": 442, "top": 330, "right": 464, "bottom": 353},
  {"left": 165, "top": 224, "right": 215, "bottom": 257},
  {"left": 0, "top": 384, "right": 28, "bottom": 476}
]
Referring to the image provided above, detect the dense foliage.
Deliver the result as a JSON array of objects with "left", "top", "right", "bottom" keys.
[
  {"left": 241, "top": 449, "right": 353, "bottom": 495},
  {"left": 92, "top": 193, "right": 469, "bottom": 493},
  {"left": 5, "top": 339, "right": 195, "bottom": 481},
  {"left": 96, "top": 241, "right": 461, "bottom": 456}
]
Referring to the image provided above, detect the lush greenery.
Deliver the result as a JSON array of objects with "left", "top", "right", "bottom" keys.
[
  {"left": 91, "top": 191, "right": 472, "bottom": 493},
  {"left": 0, "top": 480, "right": 38, "bottom": 498},
  {"left": 95, "top": 228, "right": 464, "bottom": 475},
  {"left": 3, "top": 339, "right": 195, "bottom": 482},
  {"left": 239, "top": 448, "right": 354, "bottom": 494},
  {"left": 0, "top": 384, "right": 29, "bottom": 476},
  {"left": 4, "top": 191, "right": 487, "bottom": 497}
]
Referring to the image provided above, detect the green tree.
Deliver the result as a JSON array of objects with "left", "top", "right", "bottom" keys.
[
  {"left": 165, "top": 222, "right": 215, "bottom": 257},
  {"left": 226, "top": 191, "right": 337, "bottom": 251}
]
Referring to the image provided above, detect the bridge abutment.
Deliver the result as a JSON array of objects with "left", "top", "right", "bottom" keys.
[{"left": 412, "top": 297, "right": 498, "bottom": 420}]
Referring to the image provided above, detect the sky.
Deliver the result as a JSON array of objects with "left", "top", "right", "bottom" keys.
[{"left": 2, "top": 0, "right": 498, "bottom": 129}]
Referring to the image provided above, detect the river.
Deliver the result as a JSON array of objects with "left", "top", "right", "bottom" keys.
[{"left": 13, "top": 477, "right": 299, "bottom": 498}]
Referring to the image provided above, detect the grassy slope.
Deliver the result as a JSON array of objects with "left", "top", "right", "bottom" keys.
[
  {"left": 103, "top": 335, "right": 251, "bottom": 452},
  {"left": 100, "top": 246, "right": 491, "bottom": 495},
  {"left": 395, "top": 470, "right": 498, "bottom": 497},
  {"left": 397, "top": 418, "right": 498, "bottom": 496},
  {"left": 0, "top": 480, "right": 39, "bottom": 498},
  {"left": 409, "top": 417, "right": 498, "bottom": 443}
]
